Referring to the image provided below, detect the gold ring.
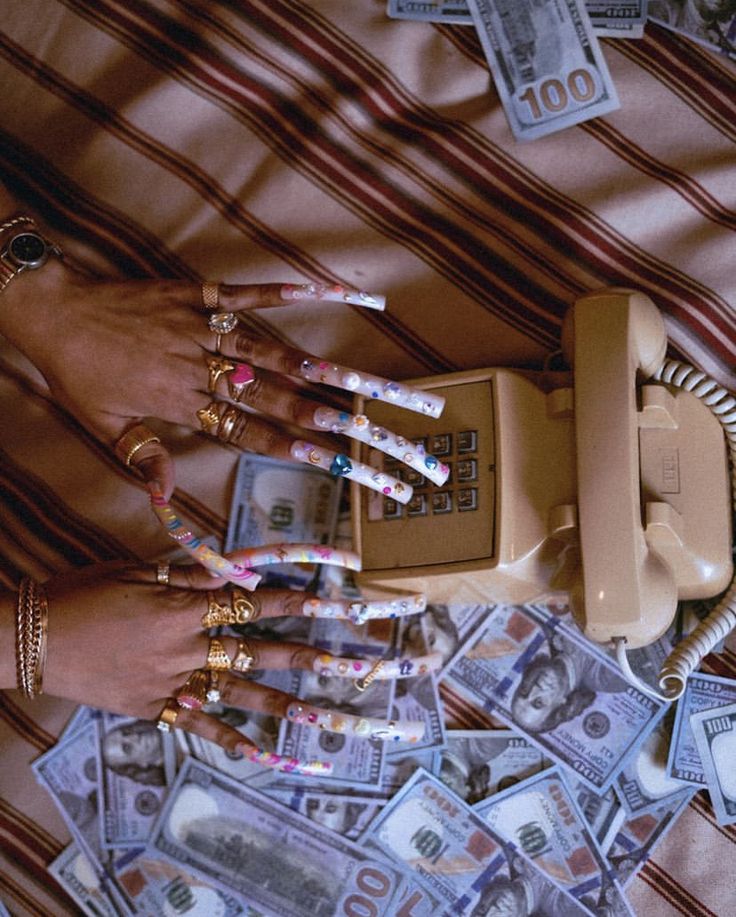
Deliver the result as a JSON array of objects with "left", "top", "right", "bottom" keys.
[
  {"left": 206, "top": 670, "right": 221, "bottom": 704},
  {"left": 216, "top": 406, "right": 240, "bottom": 443},
  {"left": 201, "top": 282, "right": 220, "bottom": 310},
  {"left": 206, "top": 637, "right": 233, "bottom": 671},
  {"left": 201, "top": 593, "right": 235, "bottom": 629},
  {"left": 231, "top": 639, "right": 256, "bottom": 674},
  {"left": 156, "top": 563, "right": 171, "bottom": 586},
  {"left": 354, "top": 659, "right": 386, "bottom": 692},
  {"left": 196, "top": 402, "right": 222, "bottom": 434},
  {"left": 176, "top": 670, "right": 209, "bottom": 710},
  {"left": 206, "top": 356, "right": 235, "bottom": 393},
  {"left": 114, "top": 424, "right": 161, "bottom": 466},
  {"left": 232, "top": 590, "right": 259, "bottom": 623},
  {"left": 156, "top": 700, "right": 180, "bottom": 733}
]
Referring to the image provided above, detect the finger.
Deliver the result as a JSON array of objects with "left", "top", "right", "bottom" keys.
[
  {"left": 192, "top": 281, "right": 385, "bottom": 314},
  {"left": 111, "top": 423, "right": 177, "bottom": 500}
]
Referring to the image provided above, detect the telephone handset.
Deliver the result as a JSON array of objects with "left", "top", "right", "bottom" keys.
[{"left": 351, "top": 289, "right": 734, "bottom": 695}]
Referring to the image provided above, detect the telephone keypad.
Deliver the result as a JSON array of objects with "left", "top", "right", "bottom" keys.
[
  {"left": 430, "top": 433, "right": 452, "bottom": 456},
  {"left": 457, "top": 430, "right": 477, "bottom": 453}
]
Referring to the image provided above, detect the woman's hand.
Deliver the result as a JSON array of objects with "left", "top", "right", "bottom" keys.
[{"left": 37, "top": 562, "right": 428, "bottom": 772}]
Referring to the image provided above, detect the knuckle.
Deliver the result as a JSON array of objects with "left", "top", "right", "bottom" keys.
[
  {"left": 289, "top": 645, "right": 317, "bottom": 671},
  {"left": 283, "top": 592, "right": 306, "bottom": 617},
  {"left": 233, "top": 331, "right": 257, "bottom": 362},
  {"left": 239, "top": 375, "right": 266, "bottom": 409}
]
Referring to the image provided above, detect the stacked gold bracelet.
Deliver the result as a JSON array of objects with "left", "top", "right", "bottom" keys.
[{"left": 15, "top": 577, "right": 49, "bottom": 699}]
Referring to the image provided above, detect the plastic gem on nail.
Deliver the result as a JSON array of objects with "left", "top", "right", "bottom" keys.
[{"left": 330, "top": 454, "right": 353, "bottom": 476}]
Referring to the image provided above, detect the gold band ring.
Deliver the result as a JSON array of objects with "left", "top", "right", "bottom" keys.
[
  {"left": 216, "top": 406, "right": 240, "bottom": 443},
  {"left": 114, "top": 424, "right": 161, "bottom": 466},
  {"left": 196, "top": 402, "right": 222, "bottom": 434},
  {"left": 156, "top": 700, "right": 180, "bottom": 733},
  {"left": 206, "top": 356, "right": 235, "bottom": 393},
  {"left": 231, "top": 639, "right": 256, "bottom": 674},
  {"left": 156, "top": 563, "right": 171, "bottom": 586},
  {"left": 201, "top": 593, "right": 234, "bottom": 629},
  {"left": 206, "top": 670, "right": 221, "bottom": 704},
  {"left": 206, "top": 637, "right": 233, "bottom": 671},
  {"left": 201, "top": 282, "right": 220, "bottom": 310},
  {"left": 177, "top": 670, "right": 209, "bottom": 710},
  {"left": 232, "top": 590, "right": 259, "bottom": 623}
]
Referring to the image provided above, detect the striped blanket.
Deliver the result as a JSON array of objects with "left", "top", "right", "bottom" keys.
[{"left": 0, "top": 1, "right": 734, "bottom": 914}]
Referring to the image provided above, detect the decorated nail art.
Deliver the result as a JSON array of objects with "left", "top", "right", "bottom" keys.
[
  {"left": 290, "top": 440, "right": 412, "bottom": 505},
  {"left": 286, "top": 702, "right": 425, "bottom": 744},
  {"left": 148, "top": 486, "right": 261, "bottom": 589},
  {"left": 280, "top": 282, "right": 385, "bottom": 311},
  {"left": 302, "top": 594, "right": 427, "bottom": 624},
  {"left": 230, "top": 542, "right": 361, "bottom": 571},
  {"left": 313, "top": 407, "right": 449, "bottom": 487},
  {"left": 236, "top": 743, "right": 333, "bottom": 776},
  {"left": 299, "top": 360, "right": 444, "bottom": 419},
  {"left": 313, "top": 652, "right": 443, "bottom": 680}
]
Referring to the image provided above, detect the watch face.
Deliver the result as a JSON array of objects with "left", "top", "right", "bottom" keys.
[{"left": 9, "top": 232, "right": 47, "bottom": 267}]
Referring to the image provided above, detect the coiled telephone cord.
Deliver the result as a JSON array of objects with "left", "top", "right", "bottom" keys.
[{"left": 615, "top": 360, "right": 736, "bottom": 703}]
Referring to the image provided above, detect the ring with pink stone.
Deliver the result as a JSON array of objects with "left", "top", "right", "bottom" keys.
[{"left": 290, "top": 440, "right": 412, "bottom": 505}]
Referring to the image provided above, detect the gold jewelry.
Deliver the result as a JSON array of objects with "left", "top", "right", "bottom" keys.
[
  {"left": 201, "top": 281, "right": 220, "bottom": 310},
  {"left": 201, "top": 593, "right": 234, "bottom": 629},
  {"left": 208, "top": 312, "right": 238, "bottom": 353},
  {"left": 156, "top": 563, "right": 171, "bottom": 586},
  {"left": 176, "top": 670, "right": 209, "bottom": 710},
  {"left": 206, "top": 356, "right": 235, "bottom": 393},
  {"left": 114, "top": 424, "right": 162, "bottom": 466},
  {"left": 231, "top": 639, "right": 256, "bottom": 674},
  {"left": 206, "top": 670, "right": 222, "bottom": 704},
  {"left": 205, "top": 638, "right": 233, "bottom": 671},
  {"left": 196, "top": 402, "right": 222, "bottom": 434},
  {"left": 0, "top": 216, "right": 34, "bottom": 236},
  {"left": 232, "top": 590, "right": 259, "bottom": 623},
  {"left": 15, "top": 578, "right": 49, "bottom": 699},
  {"left": 354, "top": 659, "right": 386, "bottom": 693},
  {"left": 216, "top": 406, "right": 240, "bottom": 443},
  {"left": 156, "top": 700, "right": 180, "bottom": 733}
]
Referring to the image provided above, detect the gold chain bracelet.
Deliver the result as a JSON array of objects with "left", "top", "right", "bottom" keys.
[{"left": 15, "top": 577, "right": 49, "bottom": 699}]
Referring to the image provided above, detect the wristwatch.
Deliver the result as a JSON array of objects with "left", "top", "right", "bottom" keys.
[{"left": 0, "top": 217, "right": 63, "bottom": 293}]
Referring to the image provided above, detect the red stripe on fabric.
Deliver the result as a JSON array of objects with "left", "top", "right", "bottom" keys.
[
  {"left": 641, "top": 860, "right": 720, "bottom": 917},
  {"left": 0, "top": 694, "right": 56, "bottom": 752},
  {"left": 0, "top": 798, "right": 62, "bottom": 861}
]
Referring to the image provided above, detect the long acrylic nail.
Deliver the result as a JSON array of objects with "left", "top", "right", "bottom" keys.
[
  {"left": 286, "top": 702, "right": 425, "bottom": 744},
  {"left": 299, "top": 360, "right": 444, "bottom": 419},
  {"left": 229, "top": 542, "right": 361, "bottom": 571},
  {"left": 313, "top": 652, "right": 442, "bottom": 679},
  {"left": 313, "top": 407, "right": 449, "bottom": 487},
  {"left": 280, "top": 282, "right": 385, "bottom": 311},
  {"left": 235, "top": 743, "right": 333, "bottom": 776},
  {"left": 290, "top": 440, "right": 412, "bottom": 505},
  {"left": 302, "top": 594, "right": 427, "bottom": 623},
  {"left": 148, "top": 488, "right": 261, "bottom": 589}
]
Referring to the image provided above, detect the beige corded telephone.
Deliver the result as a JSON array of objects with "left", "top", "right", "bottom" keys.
[{"left": 351, "top": 289, "right": 733, "bottom": 667}]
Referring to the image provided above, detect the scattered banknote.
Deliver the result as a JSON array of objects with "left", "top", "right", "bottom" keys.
[
  {"left": 388, "top": 672, "right": 446, "bottom": 755},
  {"left": 571, "top": 780, "right": 626, "bottom": 853},
  {"left": 360, "top": 768, "right": 589, "bottom": 915},
  {"left": 433, "top": 729, "right": 548, "bottom": 804},
  {"left": 585, "top": 1, "right": 648, "bottom": 26},
  {"left": 444, "top": 604, "right": 667, "bottom": 791},
  {"left": 475, "top": 767, "right": 634, "bottom": 915},
  {"left": 400, "top": 602, "right": 495, "bottom": 676},
  {"left": 48, "top": 842, "right": 119, "bottom": 917},
  {"left": 98, "top": 713, "right": 175, "bottom": 848},
  {"left": 668, "top": 672, "right": 736, "bottom": 785},
  {"left": 225, "top": 453, "right": 342, "bottom": 590},
  {"left": 690, "top": 702, "right": 736, "bottom": 825},
  {"left": 613, "top": 709, "right": 689, "bottom": 817},
  {"left": 113, "top": 846, "right": 248, "bottom": 915},
  {"left": 465, "top": 0, "right": 620, "bottom": 141},
  {"left": 389, "top": 0, "right": 648, "bottom": 29},
  {"left": 379, "top": 749, "right": 436, "bottom": 795},
  {"left": 150, "top": 757, "right": 407, "bottom": 916},
  {"left": 649, "top": 1, "right": 736, "bottom": 60},
  {"left": 59, "top": 704, "right": 100, "bottom": 743},
  {"left": 607, "top": 787, "right": 695, "bottom": 887},
  {"left": 263, "top": 788, "right": 385, "bottom": 840}
]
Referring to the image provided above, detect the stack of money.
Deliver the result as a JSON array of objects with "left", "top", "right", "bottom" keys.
[{"left": 35, "top": 589, "right": 736, "bottom": 915}]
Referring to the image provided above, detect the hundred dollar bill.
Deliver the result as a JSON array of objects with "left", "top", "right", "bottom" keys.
[
  {"left": 360, "top": 768, "right": 589, "bottom": 915},
  {"left": 59, "top": 705, "right": 100, "bottom": 742},
  {"left": 389, "top": 0, "right": 647, "bottom": 29},
  {"left": 668, "top": 672, "right": 736, "bottom": 785},
  {"left": 433, "top": 729, "right": 547, "bottom": 804},
  {"left": 380, "top": 749, "right": 436, "bottom": 795},
  {"left": 465, "top": 0, "right": 620, "bottom": 140},
  {"left": 690, "top": 701, "right": 736, "bottom": 825},
  {"left": 263, "top": 788, "right": 385, "bottom": 841},
  {"left": 150, "top": 757, "right": 406, "bottom": 915},
  {"left": 649, "top": 1, "right": 736, "bottom": 60},
  {"left": 114, "top": 846, "right": 249, "bottom": 915},
  {"left": 388, "top": 672, "right": 446, "bottom": 755},
  {"left": 571, "top": 780, "right": 625, "bottom": 853},
  {"left": 225, "top": 453, "right": 342, "bottom": 590},
  {"left": 98, "top": 713, "right": 175, "bottom": 848},
  {"left": 48, "top": 842, "right": 119, "bottom": 917},
  {"left": 400, "top": 602, "right": 495, "bottom": 677},
  {"left": 613, "top": 709, "right": 688, "bottom": 817},
  {"left": 475, "top": 767, "right": 634, "bottom": 916},
  {"left": 585, "top": 1, "right": 647, "bottom": 25},
  {"left": 444, "top": 604, "right": 668, "bottom": 791},
  {"left": 607, "top": 787, "right": 695, "bottom": 887}
]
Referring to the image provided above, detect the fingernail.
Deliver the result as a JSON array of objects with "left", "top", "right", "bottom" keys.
[
  {"left": 235, "top": 742, "right": 333, "bottom": 776},
  {"left": 299, "top": 360, "right": 444, "bottom": 418},
  {"left": 285, "top": 702, "right": 425, "bottom": 743},
  {"left": 302, "top": 594, "right": 427, "bottom": 622},
  {"left": 230, "top": 543, "right": 361, "bottom": 571},
  {"left": 313, "top": 652, "right": 442, "bottom": 679},
  {"left": 280, "top": 283, "right": 385, "bottom": 311},
  {"left": 313, "top": 406, "right": 449, "bottom": 487},
  {"left": 290, "top": 440, "right": 412, "bottom": 505}
]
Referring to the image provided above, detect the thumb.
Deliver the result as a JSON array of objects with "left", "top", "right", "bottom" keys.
[{"left": 112, "top": 422, "right": 176, "bottom": 500}]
